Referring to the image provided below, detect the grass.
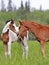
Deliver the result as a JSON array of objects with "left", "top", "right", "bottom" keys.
[{"left": 0, "top": 40, "right": 49, "bottom": 65}]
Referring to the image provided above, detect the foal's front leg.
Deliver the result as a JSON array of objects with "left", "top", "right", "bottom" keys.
[
  {"left": 21, "top": 41, "right": 28, "bottom": 59},
  {"left": 8, "top": 41, "right": 11, "bottom": 58},
  {"left": 20, "top": 42, "right": 25, "bottom": 59},
  {"left": 22, "top": 37, "right": 28, "bottom": 59},
  {"left": 21, "top": 44, "right": 28, "bottom": 59},
  {"left": 4, "top": 43, "right": 8, "bottom": 58}
]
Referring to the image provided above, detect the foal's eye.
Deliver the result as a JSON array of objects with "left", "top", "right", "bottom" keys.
[{"left": 12, "top": 26, "right": 14, "bottom": 27}]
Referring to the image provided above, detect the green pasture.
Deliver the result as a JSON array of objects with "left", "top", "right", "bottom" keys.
[
  {"left": 0, "top": 40, "right": 49, "bottom": 65},
  {"left": 0, "top": 10, "right": 49, "bottom": 65}
]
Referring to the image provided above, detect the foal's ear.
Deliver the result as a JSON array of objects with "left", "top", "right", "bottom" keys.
[
  {"left": 11, "top": 19, "right": 14, "bottom": 24},
  {"left": 6, "top": 29, "right": 9, "bottom": 34},
  {"left": 19, "top": 20, "right": 22, "bottom": 24}
]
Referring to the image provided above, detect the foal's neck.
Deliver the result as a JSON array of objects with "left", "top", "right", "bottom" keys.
[{"left": 23, "top": 22, "right": 40, "bottom": 34}]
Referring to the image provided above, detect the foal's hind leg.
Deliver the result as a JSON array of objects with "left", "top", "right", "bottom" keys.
[{"left": 40, "top": 41, "right": 45, "bottom": 58}]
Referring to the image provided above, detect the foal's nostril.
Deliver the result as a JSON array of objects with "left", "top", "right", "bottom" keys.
[{"left": 19, "top": 27, "right": 21, "bottom": 29}]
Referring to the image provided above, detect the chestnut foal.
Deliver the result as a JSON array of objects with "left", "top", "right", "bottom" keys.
[{"left": 18, "top": 20, "right": 49, "bottom": 58}]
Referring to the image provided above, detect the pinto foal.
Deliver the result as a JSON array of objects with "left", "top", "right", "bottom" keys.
[
  {"left": 18, "top": 20, "right": 49, "bottom": 58},
  {"left": 1, "top": 19, "right": 28, "bottom": 59}
]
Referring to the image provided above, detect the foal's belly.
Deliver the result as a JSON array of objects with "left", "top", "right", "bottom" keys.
[{"left": 35, "top": 29, "right": 49, "bottom": 41}]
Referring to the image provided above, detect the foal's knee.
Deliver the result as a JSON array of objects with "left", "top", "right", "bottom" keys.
[
  {"left": 25, "top": 46, "right": 28, "bottom": 59},
  {"left": 8, "top": 42, "right": 11, "bottom": 56},
  {"left": 5, "top": 52, "right": 8, "bottom": 58},
  {"left": 25, "top": 46, "right": 28, "bottom": 52}
]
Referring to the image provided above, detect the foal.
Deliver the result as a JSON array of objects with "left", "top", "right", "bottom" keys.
[
  {"left": 18, "top": 20, "right": 49, "bottom": 58},
  {"left": 1, "top": 19, "right": 28, "bottom": 59}
]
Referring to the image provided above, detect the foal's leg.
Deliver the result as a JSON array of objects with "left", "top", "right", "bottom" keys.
[
  {"left": 8, "top": 41, "right": 11, "bottom": 58},
  {"left": 24, "top": 45, "right": 28, "bottom": 59},
  {"left": 23, "top": 37, "right": 28, "bottom": 59},
  {"left": 40, "top": 41, "right": 45, "bottom": 58},
  {"left": 21, "top": 41, "right": 28, "bottom": 59},
  {"left": 4, "top": 43, "right": 8, "bottom": 58},
  {"left": 20, "top": 41, "right": 25, "bottom": 58}
]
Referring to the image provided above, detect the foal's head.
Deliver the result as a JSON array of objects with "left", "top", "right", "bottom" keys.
[
  {"left": 5, "top": 19, "right": 17, "bottom": 34},
  {"left": 9, "top": 20, "right": 16, "bottom": 32},
  {"left": 8, "top": 19, "right": 19, "bottom": 35},
  {"left": 18, "top": 23, "right": 28, "bottom": 38}
]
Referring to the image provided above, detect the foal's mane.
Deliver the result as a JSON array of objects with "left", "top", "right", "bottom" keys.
[
  {"left": 31, "top": 22, "right": 42, "bottom": 28},
  {"left": 31, "top": 21, "right": 49, "bottom": 29},
  {"left": 20, "top": 20, "right": 49, "bottom": 28},
  {"left": 5, "top": 20, "right": 11, "bottom": 24},
  {"left": 5, "top": 19, "right": 14, "bottom": 24}
]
